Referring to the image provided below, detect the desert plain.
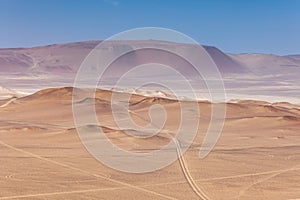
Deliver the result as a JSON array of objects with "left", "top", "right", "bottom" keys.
[{"left": 0, "top": 87, "right": 299, "bottom": 200}]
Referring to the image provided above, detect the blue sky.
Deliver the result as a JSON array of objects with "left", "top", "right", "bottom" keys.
[{"left": 0, "top": 0, "right": 299, "bottom": 55}]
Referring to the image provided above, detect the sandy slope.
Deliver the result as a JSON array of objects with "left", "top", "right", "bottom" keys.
[{"left": 0, "top": 87, "right": 299, "bottom": 199}]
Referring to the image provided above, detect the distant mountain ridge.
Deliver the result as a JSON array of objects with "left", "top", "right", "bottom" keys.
[
  {"left": 1, "top": 40, "right": 300, "bottom": 104},
  {"left": 1, "top": 40, "right": 299, "bottom": 76}
]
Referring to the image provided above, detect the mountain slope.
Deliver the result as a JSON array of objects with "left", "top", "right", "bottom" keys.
[
  {"left": 0, "top": 40, "right": 249, "bottom": 75},
  {"left": 1, "top": 40, "right": 300, "bottom": 103},
  {"left": 1, "top": 40, "right": 299, "bottom": 76}
]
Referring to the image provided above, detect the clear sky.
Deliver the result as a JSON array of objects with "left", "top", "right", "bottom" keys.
[{"left": 0, "top": 0, "right": 299, "bottom": 55}]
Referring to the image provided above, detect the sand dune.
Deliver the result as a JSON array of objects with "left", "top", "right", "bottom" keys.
[{"left": 0, "top": 87, "right": 299, "bottom": 199}]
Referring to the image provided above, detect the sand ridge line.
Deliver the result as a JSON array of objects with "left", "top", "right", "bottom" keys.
[{"left": 0, "top": 140, "right": 178, "bottom": 200}]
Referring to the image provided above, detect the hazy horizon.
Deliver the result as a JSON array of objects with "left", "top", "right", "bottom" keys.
[{"left": 0, "top": 0, "right": 299, "bottom": 55}]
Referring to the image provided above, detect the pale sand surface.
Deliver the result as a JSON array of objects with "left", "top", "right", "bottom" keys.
[{"left": 0, "top": 87, "right": 300, "bottom": 199}]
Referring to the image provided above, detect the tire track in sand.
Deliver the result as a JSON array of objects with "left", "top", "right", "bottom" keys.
[{"left": 0, "top": 140, "right": 177, "bottom": 200}]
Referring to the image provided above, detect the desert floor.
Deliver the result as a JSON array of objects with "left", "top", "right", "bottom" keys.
[{"left": 0, "top": 87, "right": 300, "bottom": 200}]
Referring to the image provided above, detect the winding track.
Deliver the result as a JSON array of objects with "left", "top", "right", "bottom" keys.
[
  {"left": 0, "top": 98, "right": 16, "bottom": 108},
  {"left": 129, "top": 108, "right": 210, "bottom": 199},
  {"left": 172, "top": 138, "right": 210, "bottom": 200}
]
